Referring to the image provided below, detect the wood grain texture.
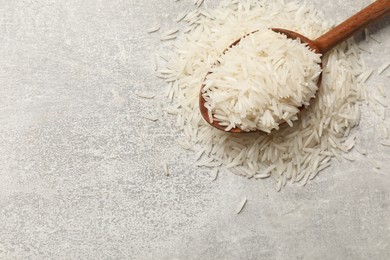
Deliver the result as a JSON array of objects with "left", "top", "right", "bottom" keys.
[{"left": 315, "top": 0, "right": 390, "bottom": 53}]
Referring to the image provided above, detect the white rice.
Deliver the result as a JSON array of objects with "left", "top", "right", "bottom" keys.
[
  {"left": 175, "top": 12, "right": 187, "bottom": 22},
  {"left": 376, "top": 85, "right": 386, "bottom": 97},
  {"left": 150, "top": 55, "right": 158, "bottom": 72},
  {"left": 160, "top": 34, "right": 178, "bottom": 41},
  {"left": 178, "top": 139, "right": 193, "bottom": 150},
  {"left": 236, "top": 197, "right": 247, "bottom": 214},
  {"left": 373, "top": 94, "right": 387, "bottom": 107},
  {"left": 380, "top": 124, "right": 388, "bottom": 139},
  {"left": 163, "top": 161, "right": 169, "bottom": 176},
  {"left": 161, "top": 29, "right": 179, "bottom": 37},
  {"left": 202, "top": 30, "right": 322, "bottom": 132},
  {"left": 142, "top": 114, "right": 159, "bottom": 121},
  {"left": 378, "top": 62, "right": 390, "bottom": 74},
  {"left": 211, "top": 168, "right": 219, "bottom": 181},
  {"left": 358, "top": 47, "right": 371, "bottom": 54},
  {"left": 160, "top": 29, "right": 180, "bottom": 41},
  {"left": 343, "top": 153, "right": 356, "bottom": 162},
  {"left": 195, "top": 0, "right": 204, "bottom": 8},
  {"left": 147, "top": 26, "right": 160, "bottom": 33},
  {"left": 380, "top": 140, "right": 390, "bottom": 147},
  {"left": 156, "top": 0, "right": 374, "bottom": 188},
  {"left": 136, "top": 92, "right": 156, "bottom": 99},
  {"left": 369, "top": 34, "right": 381, "bottom": 44},
  {"left": 355, "top": 146, "right": 368, "bottom": 155},
  {"left": 357, "top": 68, "right": 373, "bottom": 83}
]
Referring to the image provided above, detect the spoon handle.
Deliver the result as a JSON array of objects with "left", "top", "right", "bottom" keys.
[{"left": 314, "top": 0, "right": 390, "bottom": 54}]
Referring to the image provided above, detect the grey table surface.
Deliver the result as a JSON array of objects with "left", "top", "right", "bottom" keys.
[{"left": 0, "top": 0, "right": 389, "bottom": 259}]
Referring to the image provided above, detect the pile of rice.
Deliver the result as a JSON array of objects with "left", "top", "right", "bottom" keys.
[
  {"left": 202, "top": 29, "right": 322, "bottom": 132},
  {"left": 156, "top": 0, "right": 370, "bottom": 190}
]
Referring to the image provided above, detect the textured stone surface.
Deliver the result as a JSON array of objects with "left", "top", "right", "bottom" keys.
[{"left": 0, "top": 0, "right": 389, "bottom": 259}]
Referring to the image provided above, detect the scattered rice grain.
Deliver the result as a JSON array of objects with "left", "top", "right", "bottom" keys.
[
  {"left": 378, "top": 62, "right": 390, "bottom": 74},
  {"left": 236, "top": 198, "right": 247, "bottom": 214},
  {"left": 163, "top": 161, "right": 169, "bottom": 176},
  {"left": 147, "top": 26, "right": 160, "bottom": 33}
]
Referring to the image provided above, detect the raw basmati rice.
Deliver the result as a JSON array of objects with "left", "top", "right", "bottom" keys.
[
  {"left": 142, "top": 114, "right": 159, "bottom": 121},
  {"left": 236, "top": 197, "right": 247, "bottom": 214},
  {"left": 178, "top": 139, "right": 193, "bottom": 150},
  {"left": 147, "top": 26, "right": 160, "bottom": 33},
  {"left": 380, "top": 140, "right": 390, "bottom": 147},
  {"left": 378, "top": 62, "right": 390, "bottom": 74},
  {"left": 355, "top": 146, "right": 368, "bottom": 155},
  {"left": 359, "top": 46, "right": 372, "bottom": 54},
  {"left": 161, "top": 29, "right": 179, "bottom": 37},
  {"left": 136, "top": 92, "right": 156, "bottom": 99},
  {"left": 380, "top": 124, "right": 388, "bottom": 139},
  {"left": 369, "top": 34, "right": 381, "bottom": 44},
  {"left": 343, "top": 153, "right": 356, "bottom": 161},
  {"left": 175, "top": 12, "right": 187, "bottom": 22},
  {"left": 211, "top": 168, "right": 219, "bottom": 181},
  {"left": 376, "top": 85, "right": 386, "bottom": 97},
  {"left": 202, "top": 29, "right": 322, "bottom": 132},
  {"left": 163, "top": 161, "right": 169, "bottom": 176},
  {"left": 156, "top": 0, "right": 378, "bottom": 189},
  {"left": 357, "top": 68, "right": 373, "bottom": 83},
  {"left": 194, "top": 0, "right": 204, "bottom": 8},
  {"left": 160, "top": 34, "right": 178, "bottom": 41},
  {"left": 160, "top": 29, "right": 180, "bottom": 41}
]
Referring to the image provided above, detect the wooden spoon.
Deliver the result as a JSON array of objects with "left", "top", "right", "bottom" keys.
[{"left": 199, "top": 0, "right": 390, "bottom": 133}]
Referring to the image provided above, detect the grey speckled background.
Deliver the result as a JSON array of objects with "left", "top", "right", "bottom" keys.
[{"left": 0, "top": 0, "right": 389, "bottom": 259}]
